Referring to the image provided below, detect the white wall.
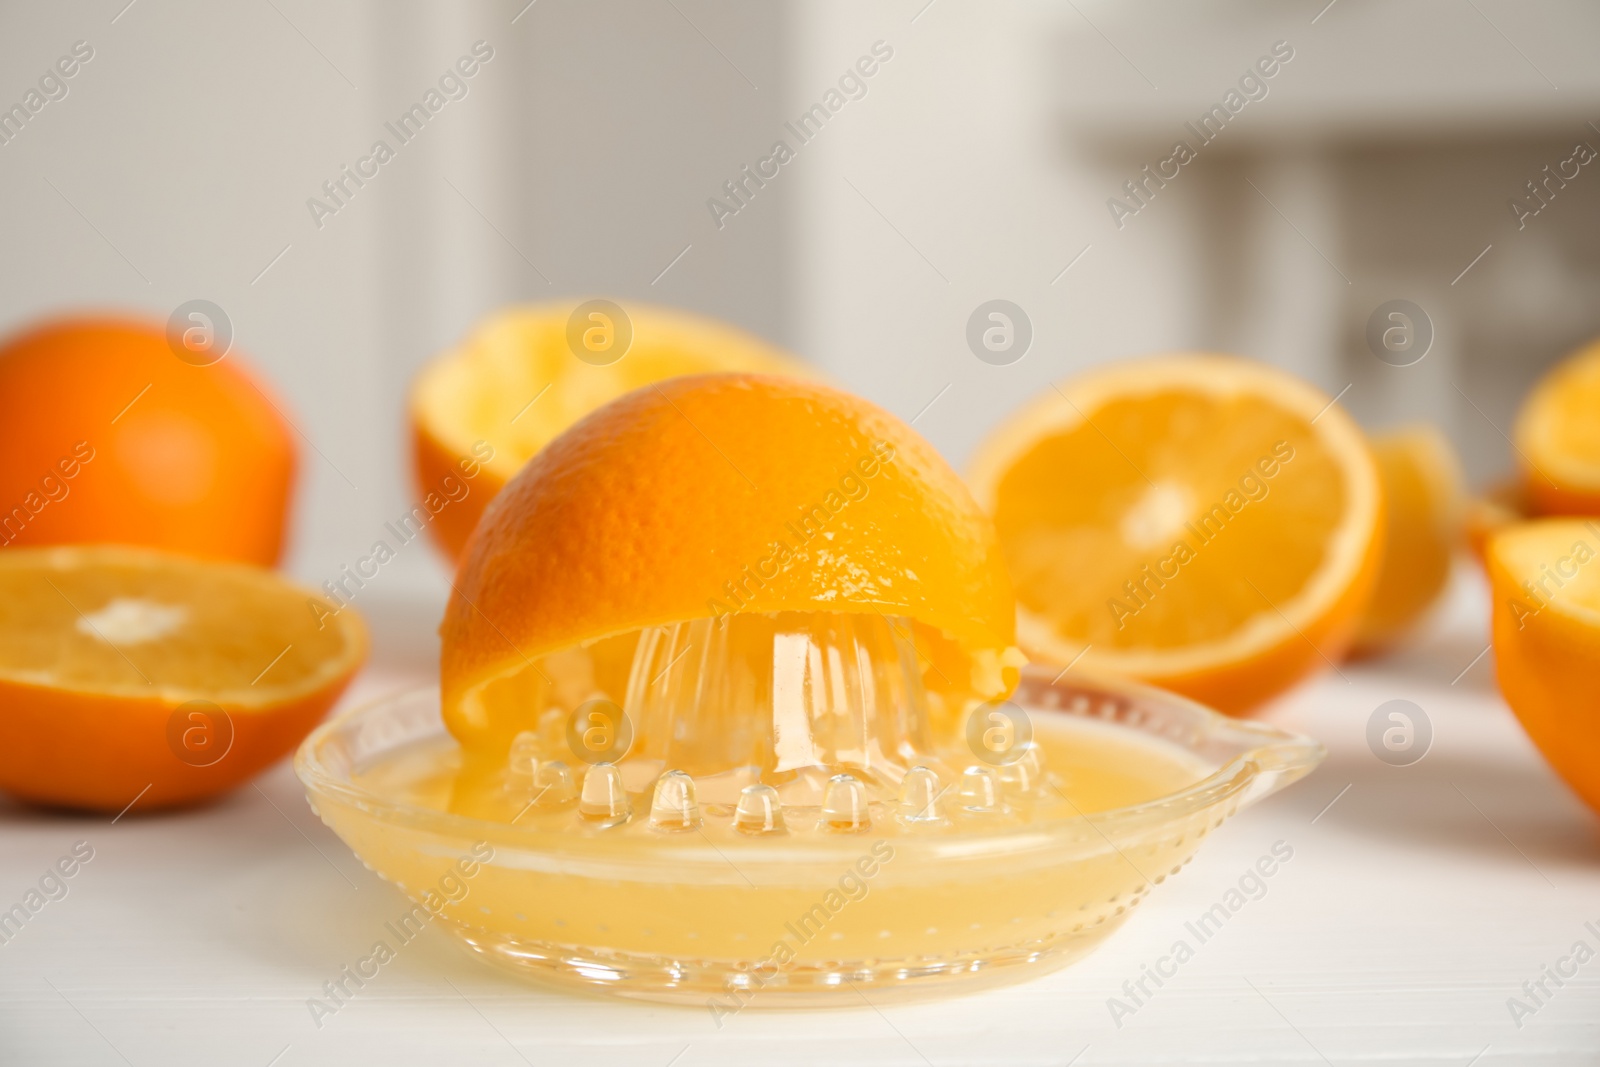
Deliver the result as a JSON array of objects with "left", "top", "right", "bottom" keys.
[
  {"left": 793, "top": 0, "right": 1600, "bottom": 478},
  {"left": 790, "top": 2, "right": 1198, "bottom": 469}
]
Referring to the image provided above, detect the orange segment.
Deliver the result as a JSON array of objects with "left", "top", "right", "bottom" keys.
[
  {"left": 0, "top": 545, "right": 366, "bottom": 811},
  {"left": 1514, "top": 337, "right": 1600, "bottom": 516},
  {"left": 968, "top": 354, "right": 1383, "bottom": 714},
  {"left": 441, "top": 373, "right": 1019, "bottom": 749},
  {"left": 1351, "top": 425, "right": 1464, "bottom": 655},
  {"left": 411, "top": 302, "right": 811, "bottom": 560},
  {"left": 1488, "top": 519, "right": 1600, "bottom": 814}
]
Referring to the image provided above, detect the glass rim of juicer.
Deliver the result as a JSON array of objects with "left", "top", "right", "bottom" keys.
[{"left": 296, "top": 635, "right": 1323, "bottom": 1007}]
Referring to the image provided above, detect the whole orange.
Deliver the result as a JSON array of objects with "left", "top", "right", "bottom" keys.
[{"left": 0, "top": 316, "right": 296, "bottom": 565}]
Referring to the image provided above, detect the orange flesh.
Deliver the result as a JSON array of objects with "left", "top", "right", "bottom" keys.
[
  {"left": 0, "top": 554, "right": 352, "bottom": 696},
  {"left": 992, "top": 392, "right": 1343, "bottom": 652},
  {"left": 0, "top": 547, "right": 365, "bottom": 811},
  {"left": 1516, "top": 339, "right": 1600, "bottom": 514}
]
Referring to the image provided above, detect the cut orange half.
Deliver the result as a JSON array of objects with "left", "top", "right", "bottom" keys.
[
  {"left": 1488, "top": 518, "right": 1600, "bottom": 814},
  {"left": 0, "top": 545, "right": 366, "bottom": 812},
  {"left": 968, "top": 354, "right": 1383, "bottom": 714},
  {"left": 1514, "top": 337, "right": 1600, "bottom": 516},
  {"left": 411, "top": 302, "right": 812, "bottom": 561},
  {"left": 441, "top": 373, "right": 1020, "bottom": 751},
  {"left": 1350, "top": 425, "right": 1463, "bottom": 656}
]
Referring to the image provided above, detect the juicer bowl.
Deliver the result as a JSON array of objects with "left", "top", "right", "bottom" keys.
[{"left": 295, "top": 665, "right": 1322, "bottom": 1006}]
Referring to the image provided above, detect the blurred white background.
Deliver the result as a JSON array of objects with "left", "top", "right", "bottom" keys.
[{"left": 2, "top": 0, "right": 1599, "bottom": 621}]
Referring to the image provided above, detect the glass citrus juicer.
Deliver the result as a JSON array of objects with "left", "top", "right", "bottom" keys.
[{"left": 297, "top": 374, "right": 1322, "bottom": 1005}]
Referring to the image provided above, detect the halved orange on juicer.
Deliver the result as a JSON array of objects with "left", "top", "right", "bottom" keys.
[
  {"left": 410, "top": 302, "right": 811, "bottom": 561},
  {"left": 968, "top": 354, "right": 1384, "bottom": 714},
  {"left": 441, "top": 372, "right": 1019, "bottom": 751},
  {"left": 0, "top": 545, "right": 365, "bottom": 812}
]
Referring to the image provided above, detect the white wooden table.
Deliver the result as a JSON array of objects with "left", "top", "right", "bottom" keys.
[{"left": 3, "top": 571, "right": 1597, "bottom": 1066}]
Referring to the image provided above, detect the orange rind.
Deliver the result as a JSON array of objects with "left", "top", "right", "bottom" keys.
[
  {"left": 1488, "top": 518, "right": 1600, "bottom": 814},
  {"left": 1350, "top": 425, "right": 1464, "bottom": 656}
]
